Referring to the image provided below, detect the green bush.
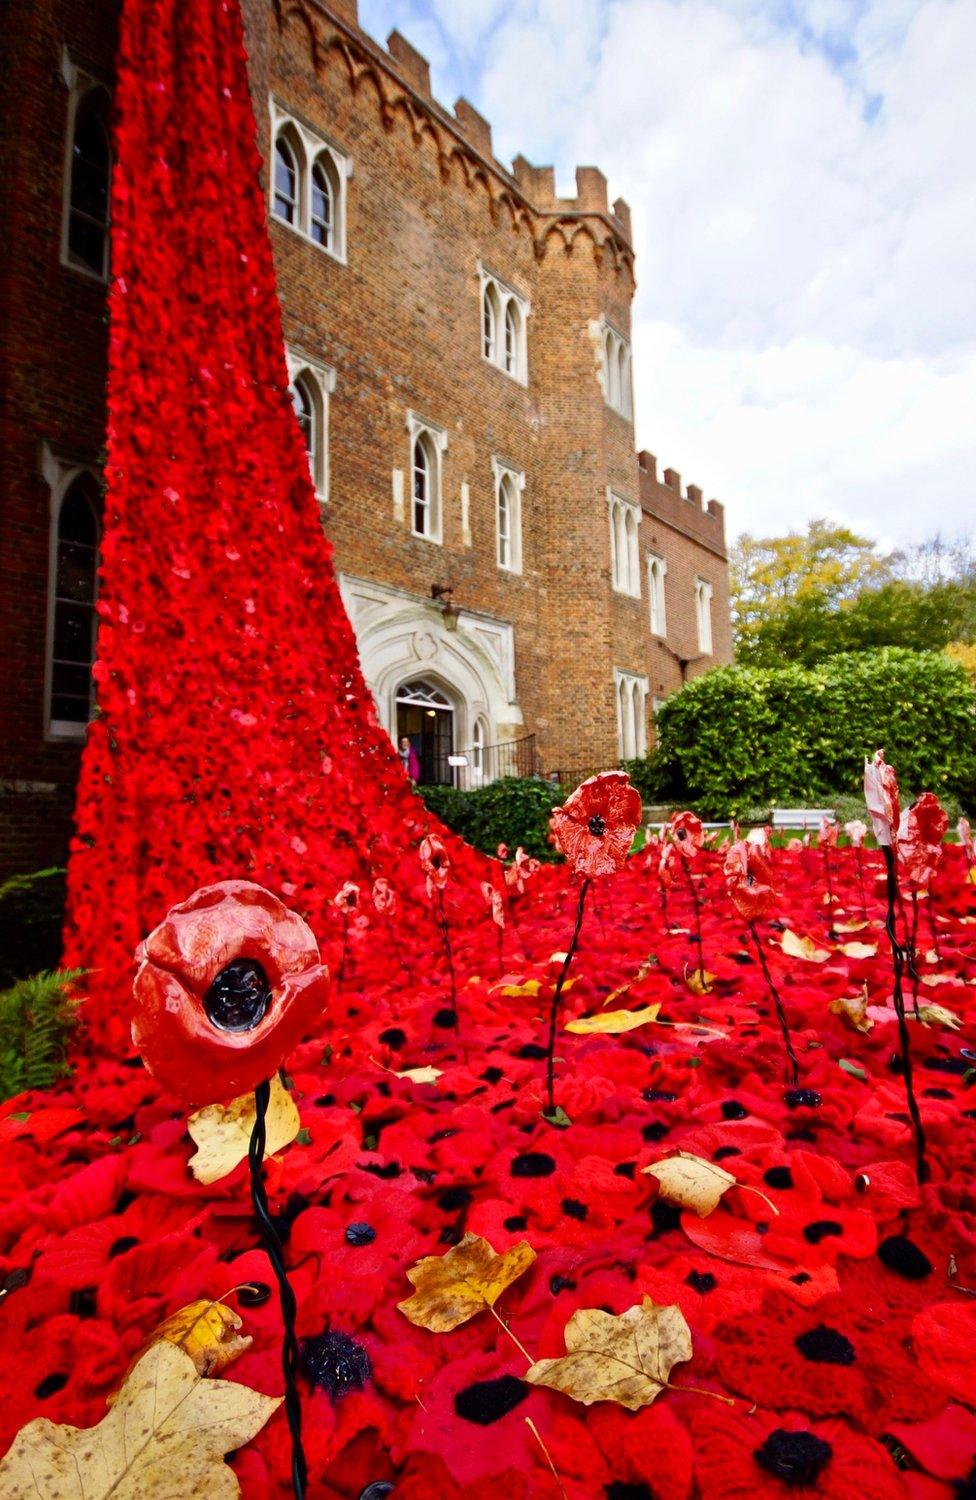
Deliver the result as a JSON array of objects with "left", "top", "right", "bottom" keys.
[
  {"left": 645, "top": 648, "right": 976, "bottom": 820},
  {"left": 420, "top": 777, "right": 566, "bottom": 860},
  {"left": 0, "top": 969, "right": 83, "bottom": 1103}
]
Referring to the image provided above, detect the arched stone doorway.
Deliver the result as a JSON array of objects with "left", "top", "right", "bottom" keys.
[{"left": 395, "top": 677, "right": 455, "bottom": 786}]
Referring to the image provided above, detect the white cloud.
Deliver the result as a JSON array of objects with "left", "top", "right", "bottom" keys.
[{"left": 361, "top": 0, "right": 976, "bottom": 545}]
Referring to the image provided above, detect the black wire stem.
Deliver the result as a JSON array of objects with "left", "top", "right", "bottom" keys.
[{"left": 249, "top": 1077, "right": 308, "bottom": 1498}]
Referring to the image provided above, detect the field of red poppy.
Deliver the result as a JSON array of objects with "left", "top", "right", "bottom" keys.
[{"left": 2, "top": 812, "right": 975, "bottom": 1498}]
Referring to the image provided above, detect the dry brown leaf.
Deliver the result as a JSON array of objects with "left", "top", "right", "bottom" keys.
[
  {"left": 566, "top": 1004, "right": 661, "bottom": 1035},
  {"left": 837, "top": 941, "right": 878, "bottom": 959},
  {"left": 602, "top": 958, "right": 657, "bottom": 1008},
  {"left": 780, "top": 930, "right": 831, "bottom": 963},
  {"left": 642, "top": 1152, "right": 735, "bottom": 1216},
  {"left": 187, "top": 1074, "right": 300, "bottom": 1184},
  {"left": 0, "top": 1340, "right": 280, "bottom": 1498},
  {"left": 525, "top": 1297, "right": 692, "bottom": 1410},
  {"left": 685, "top": 967, "right": 717, "bottom": 996},
  {"left": 109, "top": 1300, "right": 250, "bottom": 1402},
  {"left": 398, "top": 1231, "right": 536, "bottom": 1333},
  {"left": 829, "top": 992, "right": 874, "bottom": 1034},
  {"left": 916, "top": 1002, "right": 964, "bottom": 1031}
]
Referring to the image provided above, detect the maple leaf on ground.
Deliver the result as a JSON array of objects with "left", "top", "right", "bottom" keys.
[
  {"left": 829, "top": 991, "right": 874, "bottom": 1033},
  {"left": 187, "top": 1073, "right": 300, "bottom": 1184},
  {"left": 780, "top": 930, "right": 831, "bottom": 963},
  {"left": 525, "top": 1297, "right": 692, "bottom": 1411},
  {"left": 110, "top": 1299, "right": 251, "bottom": 1399},
  {"left": 398, "top": 1231, "right": 536, "bottom": 1334},
  {"left": 642, "top": 1151, "right": 778, "bottom": 1218},
  {"left": 916, "top": 1002, "right": 964, "bottom": 1030},
  {"left": 0, "top": 1340, "right": 280, "bottom": 1498},
  {"left": 565, "top": 1004, "right": 661, "bottom": 1035}
]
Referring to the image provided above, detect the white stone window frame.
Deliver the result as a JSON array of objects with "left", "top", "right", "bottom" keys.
[
  {"left": 407, "top": 411, "right": 447, "bottom": 544},
  {"left": 614, "top": 668, "right": 649, "bottom": 761},
  {"left": 600, "top": 319, "right": 633, "bottom": 419},
  {"left": 696, "top": 577, "right": 714, "bottom": 656},
  {"left": 647, "top": 552, "right": 667, "bottom": 637},
  {"left": 269, "top": 100, "right": 351, "bottom": 264},
  {"left": 608, "top": 490, "right": 641, "bottom": 598},
  {"left": 478, "top": 264, "right": 529, "bottom": 385},
  {"left": 492, "top": 457, "right": 524, "bottom": 575},
  {"left": 59, "top": 50, "right": 112, "bottom": 283},
  {"left": 285, "top": 346, "right": 335, "bottom": 504},
  {"left": 42, "top": 445, "right": 101, "bottom": 742}
]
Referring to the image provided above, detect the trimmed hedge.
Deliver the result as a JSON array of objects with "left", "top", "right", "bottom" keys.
[
  {"left": 420, "top": 777, "right": 566, "bottom": 860},
  {"left": 649, "top": 648, "right": 976, "bottom": 819}
]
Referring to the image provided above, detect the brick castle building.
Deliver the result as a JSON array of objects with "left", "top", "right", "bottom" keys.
[{"left": 0, "top": 0, "right": 732, "bottom": 878}]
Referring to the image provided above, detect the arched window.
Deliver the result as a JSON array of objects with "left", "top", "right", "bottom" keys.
[
  {"left": 413, "top": 433, "right": 432, "bottom": 537},
  {"left": 601, "top": 323, "right": 633, "bottom": 417},
  {"left": 618, "top": 344, "right": 630, "bottom": 417},
  {"left": 609, "top": 492, "right": 641, "bottom": 597},
  {"left": 497, "top": 474, "right": 512, "bottom": 568},
  {"left": 615, "top": 670, "right": 647, "bottom": 761},
  {"left": 49, "top": 474, "right": 100, "bottom": 731},
  {"left": 67, "top": 89, "right": 111, "bottom": 275},
  {"left": 625, "top": 508, "right": 639, "bottom": 593},
  {"left": 471, "top": 717, "right": 486, "bottom": 779},
  {"left": 483, "top": 281, "right": 501, "bottom": 361},
  {"left": 504, "top": 301, "right": 520, "bottom": 376},
  {"left": 273, "top": 134, "right": 299, "bottom": 224},
  {"left": 605, "top": 332, "right": 619, "bottom": 409},
  {"left": 291, "top": 373, "right": 315, "bottom": 461},
  {"left": 310, "top": 154, "right": 338, "bottom": 249}
]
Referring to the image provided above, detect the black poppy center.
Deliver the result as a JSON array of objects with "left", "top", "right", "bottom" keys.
[
  {"left": 588, "top": 815, "right": 607, "bottom": 837},
  {"left": 203, "top": 958, "right": 271, "bottom": 1033},
  {"left": 755, "top": 1429, "right": 833, "bottom": 1487}
]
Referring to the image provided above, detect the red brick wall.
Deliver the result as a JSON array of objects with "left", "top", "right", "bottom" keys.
[{"left": 0, "top": 0, "right": 732, "bottom": 877}]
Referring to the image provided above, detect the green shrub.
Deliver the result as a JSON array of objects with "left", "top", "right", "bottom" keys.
[
  {"left": 420, "top": 777, "right": 565, "bottom": 860},
  {"left": 645, "top": 648, "right": 976, "bottom": 819},
  {"left": 0, "top": 969, "right": 83, "bottom": 1103}
]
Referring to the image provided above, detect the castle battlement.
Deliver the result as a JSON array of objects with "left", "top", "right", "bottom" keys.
[
  {"left": 286, "top": 0, "right": 633, "bottom": 259},
  {"left": 638, "top": 451, "right": 727, "bottom": 556}
]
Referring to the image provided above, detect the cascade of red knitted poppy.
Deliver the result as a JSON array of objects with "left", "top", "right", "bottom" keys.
[{"left": 62, "top": 0, "right": 484, "bottom": 1044}]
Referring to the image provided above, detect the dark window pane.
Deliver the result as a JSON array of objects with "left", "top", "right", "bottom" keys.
[
  {"left": 56, "top": 541, "right": 97, "bottom": 603},
  {"left": 51, "top": 661, "right": 93, "bottom": 699},
  {"left": 54, "top": 601, "right": 92, "bottom": 662},
  {"left": 51, "top": 694, "right": 90, "bottom": 724},
  {"left": 59, "top": 486, "right": 98, "bottom": 544},
  {"left": 68, "top": 216, "right": 106, "bottom": 273}
]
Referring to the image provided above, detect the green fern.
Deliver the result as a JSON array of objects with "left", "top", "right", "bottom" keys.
[{"left": 0, "top": 969, "right": 84, "bottom": 1103}]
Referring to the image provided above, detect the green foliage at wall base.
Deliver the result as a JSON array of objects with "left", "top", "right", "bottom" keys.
[
  {"left": 0, "top": 969, "right": 84, "bottom": 1103},
  {"left": 647, "top": 648, "right": 976, "bottom": 819},
  {"left": 419, "top": 777, "right": 565, "bottom": 860}
]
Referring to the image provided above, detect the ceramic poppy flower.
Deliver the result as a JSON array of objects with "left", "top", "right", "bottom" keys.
[
  {"left": 845, "top": 819, "right": 867, "bottom": 848},
  {"left": 863, "top": 749, "right": 900, "bottom": 847},
  {"left": 724, "top": 839, "right": 777, "bottom": 922},
  {"left": 819, "top": 816, "right": 839, "bottom": 848},
  {"left": 131, "top": 880, "right": 329, "bottom": 1107},
  {"left": 419, "top": 834, "right": 450, "bottom": 895},
  {"left": 334, "top": 881, "right": 361, "bottom": 912},
  {"left": 481, "top": 881, "right": 505, "bottom": 927},
  {"left": 668, "top": 809, "right": 704, "bottom": 860},
  {"left": 371, "top": 877, "right": 396, "bottom": 915},
  {"left": 549, "top": 771, "right": 642, "bottom": 879},
  {"left": 897, "top": 792, "right": 948, "bottom": 887}
]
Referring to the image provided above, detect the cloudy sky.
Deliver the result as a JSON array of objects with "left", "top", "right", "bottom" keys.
[{"left": 359, "top": 0, "right": 974, "bottom": 549}]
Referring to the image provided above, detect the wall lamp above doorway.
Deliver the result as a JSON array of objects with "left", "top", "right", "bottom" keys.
[{"left": 431, "top": 581, "right": 460, "bottom": 631}]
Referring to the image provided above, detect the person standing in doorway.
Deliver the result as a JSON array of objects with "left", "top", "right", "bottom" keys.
[{"left": 399, "top": 735, "right": 421, "bottom": 785}]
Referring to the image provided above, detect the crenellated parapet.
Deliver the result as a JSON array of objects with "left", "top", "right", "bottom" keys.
[
  {"left": 271, "top": 0, "right": 634, "bottom": 276},
  {"left": 638, "top": 451, "right": 727, "bottom": 558}
]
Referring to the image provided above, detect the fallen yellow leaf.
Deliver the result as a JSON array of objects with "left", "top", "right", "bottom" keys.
[
  {"left": 780, "top": 930, "right": 831, "bottom": 963},
  {"left": 391, "top": 1064, "right": 443, "bottom": 1084},
  {"left": 916, "top": 1002, "right": 964, "bottom": 1031},
  {"left": 642, "top": 1152, "right": 735, "bottom": 1217},
  {"left": 566, "top": 1004, "right": 661, "bottom": 1035},
  {"left": 187, "top": 1074, "right": 300, "bottom": 1185},
  {"left": 834, "top": 918, "right": 870, "bottom": 933},
  {"left": 110, "top": 1299, "right": 250, "bottom": 1401},
  {"left": 837, "top": 941, "right": 878, "bottom": 959},
  {"left": 525, "top": 1297, "right": 691, "bottom": 1410},
  {"left": 685, "top": 967, "right": 717, "bottom": 996},
  {"left": 829, "top": 992, "right": 874, "bottom": 1034},
  {"left": 398, "top": 1232, "right": 536, "bottom": 1333},
  {"left": 0, "top": 1341, "right": 280, "bottom": 1499}
]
